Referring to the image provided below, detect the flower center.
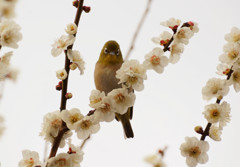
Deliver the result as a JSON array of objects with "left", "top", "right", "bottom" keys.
[
  {"left": 55, "top": 158, "right": 67, "bottom": 166},
  {"left": 24, "top": 158, "right": 34, "bottom": 167},
  {"left": 114, "top": 93, "right": 125, "bottom": 103},
  {"left": 177, "top": 29, "right": 186, "bottom": 39},
  {"left": 70, "top": 114, "right": 82, "bottom": 124},
  {"left": 150, "top": 55, "right": 160, "bottom": 65},
  {"left": 128, "top": 76, "right": 138, "bottom": 84},
  {"left": 228, "top": 50, "right": 239, "bottom": 60},
  {"left": 189, "top": 146, "right": 201, "bottom": 158},
  {"left": 210, "top": 109, "right": 219, "bottom": 118},
  {"left": 80, "top": 120, "right": 92, "bottom": 130},
  {"left": 90, "top": 98, "right": 102, "bottom": 105},
  {"left": 233, "top": 71, "right": 240, "bottom": 83},
  {"left": 101, "top": 103, "right": 111, "bottom": 113},
  {"left": 51, "top": 119, "right": 62, "bottom": 128}
]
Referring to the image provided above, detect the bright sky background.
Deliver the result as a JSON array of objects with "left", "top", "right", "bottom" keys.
[{"left": 0, "top": 0, "right": 240, "bottom": 167}]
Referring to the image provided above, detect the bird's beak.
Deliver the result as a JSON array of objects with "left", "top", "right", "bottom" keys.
[{"left": 109, "top": 51, "right": 115, "bottom": 56}]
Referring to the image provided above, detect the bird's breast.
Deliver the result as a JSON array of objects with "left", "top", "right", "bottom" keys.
[{"left": 94, "top": 62, "right": 122, "bottom": 94}]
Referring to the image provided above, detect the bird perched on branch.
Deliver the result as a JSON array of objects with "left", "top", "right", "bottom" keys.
[{"left": 94, "top": 40, "right": 134, "bottom": 138}]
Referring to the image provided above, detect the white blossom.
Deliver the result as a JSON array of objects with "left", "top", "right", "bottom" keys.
[
  {"left": 51, "top": 35, "right": 75, "bottom": 57},
  {"left": 67, "top": 50, "right": 85, "bottom": 75},
  {"left": 228, "top": 68, "right": 240, "bottom": 92},
  {"left": 152, "top": 31, "right": 172, "bottom": 45},
  {"left": 65, "top": 23, "right": 78, "bottom": 35},
  {"left": 144, "top": 154, "right": 166, "bottom": 167},
  {"left": 0, "top": 20, "right": 22, "bottom": 48},
  {"left": 47, "top": 153, "right": 71, "bottom": 167},
  {"left": 60, "top": 108, "right": 84, "bottom": 130},
  {"left": 0, "top": 51, "right": 12, "bottom": 65},
  {"left": 40, "top": 111, "right": 72, "bottom": 148},
  {"left": 174, "top": 27, "right": 194, "bottom": 45},
  {"left": 188, "top": 21, "right": 199, "bottom": 33},
  {"left": 209, "top": 124, "right": 222, "bottom": 141},
  {"left": 94, "top": 96, "right": 116, "bottom": 122},
  {"left": 56, "top": 69, "right": 68, "bottom": 80},
  {"left": 202, "top": 78, "right": 229, "bottom": 101},
  {"left": 203, "top": 101, "right": 231, "bottom": 128},
  {"left": 219, "top": 43, "right": 240, "bottom": 65},
  {"left": 75, "top": 115, "right": 100, "bottom": 140},
  {"left": 116, "top": 59, "right": 147, "bottom": 91},
  {"left": 225, "top": 27, "right": 240, "bottom": 44},
  {"left": 18, "top": 150, "right": 42, "bottom": 167},
  {"left": 107, "top": 88, "right": 135, "bottom": 115},
  {"left": 160, "top": 18, "right": 181, "bottom": 30},
  {"left": 89, "top": 89, "right": 105, "bottom": 109},
  {"left": 143, "top": 47, "right": 169, "bottom": 73},
  {"left": 216, "top": 63, "right": 231, "bottom": 76},
  {"left": 169, "top": 43, "right": 184, "bottom": 64},
  {"left": 180, "top": 137, "right": 209, "bottom": 167}
]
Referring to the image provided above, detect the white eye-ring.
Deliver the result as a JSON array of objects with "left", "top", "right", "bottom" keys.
[
  {"left": 116, "top": 49, "right": 120, "bottom": 56},
  {"left": 104, "top": 48, "right": 109, "bottom": 54}
]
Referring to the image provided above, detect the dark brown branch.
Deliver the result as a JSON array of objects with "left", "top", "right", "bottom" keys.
[
  {"left": 47, "top": 0, "right": 85, "bottom": 162},
  {"left": 124, "top": 0, "right": 152, "bottom": 60}
]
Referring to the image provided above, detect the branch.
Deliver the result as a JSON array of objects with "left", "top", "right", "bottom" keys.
[
  {"left": 47, "top": 0, "right": 85, "bottom": 161},
  {"left": 200, "top": 67, "right": 234, "bottom": 141},
  {"left": 124, "top": 0, "right": 152, "bottom": 61}
]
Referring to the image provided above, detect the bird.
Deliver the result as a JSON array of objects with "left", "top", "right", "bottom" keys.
[{"left": 94, "top": 40, "right": 134, "bottom": 138}]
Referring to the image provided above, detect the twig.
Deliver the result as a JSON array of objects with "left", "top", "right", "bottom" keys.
[
  {"left": 47, "top": 0, "right": 85, "bottom": 162},
  {"left": 124, "top": 0, "right": 152, "bottom": 61},
  {"left": 80, "top": 135, "right": 91, "bottom": 150}
]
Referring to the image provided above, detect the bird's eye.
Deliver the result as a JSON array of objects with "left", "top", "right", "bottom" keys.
[
  {"left": 104, "top": 48, "right": 109, "bottom": 54},
  {"left": 116, "top": 49, "right": 120, "bottom": 56}
]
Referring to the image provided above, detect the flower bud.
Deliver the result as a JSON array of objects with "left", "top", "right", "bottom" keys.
[
  {"left": 194, "top": 126, "right": 203, "bottom": 134},
  {"left": 72, "top": 0, "right": 79, "bottom": 8},
  {"left": 83, "top": 6, "right": 91, "bottom": 13},
  {"left": 65, "top": 92, "right": 73, "bottom": 99},
  {"left": 56, "top": 84, "right": 62, "bottom": 91}
]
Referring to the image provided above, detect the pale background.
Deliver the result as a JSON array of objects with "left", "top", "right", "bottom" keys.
[{"left": 0, "top": 0, "right": 240, "bottom": 167}]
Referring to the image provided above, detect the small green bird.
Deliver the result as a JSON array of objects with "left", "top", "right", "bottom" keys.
[{"left": 94, "top": 40, "right": 134, "bottom": 138}]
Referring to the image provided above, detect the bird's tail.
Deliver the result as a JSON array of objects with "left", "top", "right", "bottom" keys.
[
  {"left": 115, "top": 110, "right": 134, "bottom": 138},
  {"left": 121, "top": 118, "right": 134, "bottom": 138}
]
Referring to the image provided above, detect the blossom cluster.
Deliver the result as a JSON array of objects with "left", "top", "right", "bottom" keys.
[
  {"left": 20, "top": 18, "right": 198, "bottom": 167},
  {"left": 0, "top": 20, "right": 21, "bottom": 83},
  {"left": 180, "top": 27, "right": 240, "bottom": 167},
  {"left": 51, "top": 23, "right": 85, "bottom": 76},
  {"left": 18, "top": 141, "right": 84, "bottom": 167},
  {"left": 117, "top": 18, "right": 198, "bottom": 92}
]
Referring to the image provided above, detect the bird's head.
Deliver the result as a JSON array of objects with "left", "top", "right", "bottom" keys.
[{"left": 98, "top": 40, "right": 123, "bottom": 64}]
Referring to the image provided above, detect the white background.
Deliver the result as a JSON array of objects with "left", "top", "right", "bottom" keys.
[{"left": 0, "top": 0, "right": 240, "bottom": 167}]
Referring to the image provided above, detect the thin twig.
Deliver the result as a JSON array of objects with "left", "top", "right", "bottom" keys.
[
  {"left": 47, "top": 0, "right": 85, "bottom": 162},
  {"left": 124, "top": 0, "right": 152, "bottom": 61},
  {"left": 80, "top": 136, "right": 91, "bottom": 150}
]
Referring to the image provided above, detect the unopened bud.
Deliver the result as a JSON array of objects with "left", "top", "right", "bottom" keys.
[
  {"left": 83, "top": 6, "right": 91, "bottom": 13},
  {"left": 70, "top": 63, "right": 78, "bottom": 70},
  {"left": 72, "top": 0, "right": 79, "bottom": 8},
  {"left": 56, "top": 84, "right": 62, "bottom": 91},
  {"left": 58, "top": 81, "right": 63, "bottom": 86},
  {"left": 65, "top": 92, "right": 73, "bottom": 99},
  {"left": 194, "top": 126, "right": 203, "bottom": 134}
]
